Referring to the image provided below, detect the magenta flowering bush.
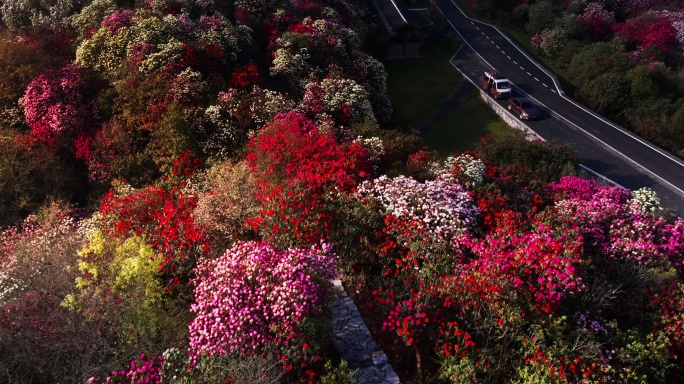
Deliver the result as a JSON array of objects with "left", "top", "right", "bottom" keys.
[
  {"left": 22, "top": 64, "right": 100, "bottom": 146},
  {"left": 547, "top": 175, "right": 605, "bottom": 201},
  {"left": 87, "top": 353, "right": 164, "bottom": 384},
  {"left": 189, "top": 241, "right": 337, "bottom": 357},
  {"left": 550, "top": 177, "right": 684, "bottom": 272},
  {"left": 101, "top": 10, "right": 136, "bottom": 35}
]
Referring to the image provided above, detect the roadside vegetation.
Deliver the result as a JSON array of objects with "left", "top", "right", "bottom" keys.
[
  {"left": 0, "top": 1, "right": 683, "bottom": 384},
  {"left": 456, "top": 0, "right": 684, "bottom": 157}
]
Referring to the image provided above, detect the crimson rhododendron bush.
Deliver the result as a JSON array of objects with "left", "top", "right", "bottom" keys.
[{"left": 246, "top": 111, "right": 373, "bottom": 248}]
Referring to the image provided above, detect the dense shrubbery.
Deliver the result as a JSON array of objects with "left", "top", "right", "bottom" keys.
[{"left": 1, "top": 0, "right": 683, "bottom": 383}]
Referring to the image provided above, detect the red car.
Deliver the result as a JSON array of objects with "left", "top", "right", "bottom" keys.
[{"left": 508, "top": 97, "right": 540, "bottom": 120}]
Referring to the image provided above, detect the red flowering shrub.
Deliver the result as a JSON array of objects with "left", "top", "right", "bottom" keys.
[
  {"left": 245, "top": 111, "right": 371, "bottom": 246},
  {"left": 247, "top": 111, "right": 372, "bottom": 193},
  {"left": 228, "top": 63, "right": 261, "bottom": 88},
  {"left": 87, "top": 353, "right": 163, "bottom": 384},
  {"left": 98, "top": 174, "right": 209, "bottom": 290},
  {"left": 614, "top": 20, "right": 679, "bottom": 54}
]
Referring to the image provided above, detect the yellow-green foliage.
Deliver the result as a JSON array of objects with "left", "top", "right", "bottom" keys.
[
  {"left": 65, "top": 229, "right": 177, "bottom": 349},
  {"left": 110, "top": 236, "right": 164, "bottom": 302}
]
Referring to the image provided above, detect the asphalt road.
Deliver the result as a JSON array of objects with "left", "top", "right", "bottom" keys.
[{"left": 436, "top": 0, "right": 684, "bottom": 215}]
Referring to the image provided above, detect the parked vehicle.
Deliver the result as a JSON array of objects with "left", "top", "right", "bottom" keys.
[
  {"left": 508, "top": 97, "right": 540, "bottom": 120},
  {"left": 482, "top": 70, "right": 511, "bottom": 99}
]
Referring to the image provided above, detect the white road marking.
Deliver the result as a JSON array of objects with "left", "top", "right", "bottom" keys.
[
  {"left": 513, "top": 61, "right": 517, "bottom": 64},
  {"left": 543, "top": 83, "right": 548, "bottom": 87},
  {"left": 534, "top": 77, "right": 539, "bottom": 81},
  {"left": 506, "top": 55, "right": 511, "bottom": 59},
  {"left": 526, "top": 72, "right": 532, "bottom": 76},
  {"left": 551, "top": 89, "right": 556, "bottom": 93},
  {"left": 519, "top": 66, "right": 524, "bottom": 70},
  {"left": 495, "top": 45, "right": 499, "bottom": 49}
]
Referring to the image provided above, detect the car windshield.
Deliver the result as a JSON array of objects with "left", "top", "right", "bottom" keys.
[
  {"left": 521, "top": 102, "right": 533, "bottom": 109},
  {"left": 497, "top": 81, "right": 509, "bottom": 89}
]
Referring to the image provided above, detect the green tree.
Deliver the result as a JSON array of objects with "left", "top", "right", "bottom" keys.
[
  {"left": 581, "top": 72, "right": 629, "bottom": 115},
  {"left": 526, "top": 1, "right": 560, "bottom": 35}
]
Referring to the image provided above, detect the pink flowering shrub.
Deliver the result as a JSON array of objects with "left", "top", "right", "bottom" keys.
[
  {"left": 578, "top": 2, "right": 615, "bottom": 41},
  {"left": 101, "top": 10, "right": 136, "bottom": 35},
  {"left": 189, "top": 241, "right": 337, "bottom": 357},
  {"left": 87, "top": 353, "right": 163, "bottom": 384},
  {"left": 550, "top": 177, "right": 684, "bottom": 272},
  {"left": 22, "top": 64, "right": 100, "bottom": 148}
]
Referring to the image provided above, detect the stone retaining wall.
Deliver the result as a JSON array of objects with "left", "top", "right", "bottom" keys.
[{"left": 329, "top": 279, "right": 401, "bottom": 384}]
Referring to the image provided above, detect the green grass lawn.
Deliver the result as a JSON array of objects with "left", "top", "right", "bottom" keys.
[
  {"left": 423, "top": 89, "right": 513, "bottom": 154},
  {"left": 384, "top": 35, "right": 515, "bottom": 155},
  {"left": 383, "top": 43, "right": 463, "bottom": 132}
]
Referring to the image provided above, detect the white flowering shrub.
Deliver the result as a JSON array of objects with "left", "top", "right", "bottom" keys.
[
  {"left": 0, "top": 203, "right": 83, "bottom": 305},
  {"left": 76, "top": 11, "right": 241, "bottom": 81},
  {"left": 201, "top": 87, "right": 294, "bottom": 159},
  {"left": 354, "top": 136, "right": 384, "bottom": 169},
  {"left": 300, "top": 75, "right": 376, "bottom": 127},
  {"left": 630, "top": 187, "right": 663, "bottom": 215},
  {"left": 138, "top": 39, "right": 184, "bottom": 74},
  {"left": 169, "top": 67, "right": 207, "bottom": 103},
  {"left": 245, "top": 86, "right": 296, "bottom": 125},
  {"left": 434, "top": 154, "right": 486, "bottom": 186},
  {"left": 356, "top": 172, "right": 479, "bottom": 248},
  {"left": 1, "top": 0, "right": 80, "bottom": 30},
  {"left": 271, "top": 46, "right": 311, "bottom": 89},
  {"left": 71, "top": 0, "right": 117, "bottom": 37}
]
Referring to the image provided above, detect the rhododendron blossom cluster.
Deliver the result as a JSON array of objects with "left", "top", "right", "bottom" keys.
[
  {"left": 22, "top": 64, "right": 99, "bottom": 145},
  {"left": 550, "top": 177, "right": 684, "bottom": 271},
  {"left": 189, "top": 241, "right": 337, "bottom": 357},
  {"left": 357, "top": 173, "right": 478, "bottom": 247},
  {"left": 247, "top": 111, "right": 371, "bottom": 197}
]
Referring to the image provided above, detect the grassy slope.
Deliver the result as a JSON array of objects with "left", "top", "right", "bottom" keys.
[{"left": 384, "top": 35, "right": 512, "bottom": 155}]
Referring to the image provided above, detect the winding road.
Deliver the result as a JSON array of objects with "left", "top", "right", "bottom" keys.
[{"left": 436, "top": 0, "right": 684, "bottom": 214}]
